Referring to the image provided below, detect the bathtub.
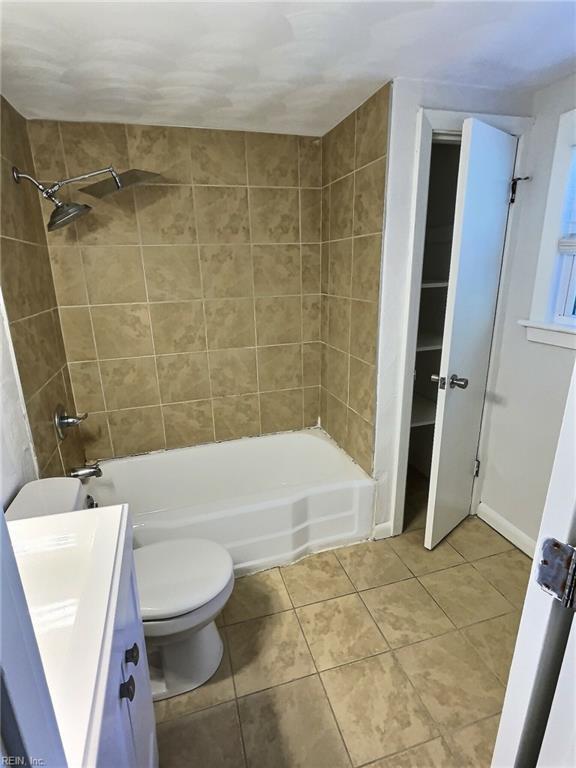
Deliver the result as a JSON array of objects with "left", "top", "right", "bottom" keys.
[{"left": 87, "top": 428, "right": 375, "bottom": 574}]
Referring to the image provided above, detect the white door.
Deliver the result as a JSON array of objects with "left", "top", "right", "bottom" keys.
[
  {"left": 425, "top": 118, "right": 518, "bottom": 548},
  {"left": 492, "top": 361, "right": 576, "bottom": 767}
]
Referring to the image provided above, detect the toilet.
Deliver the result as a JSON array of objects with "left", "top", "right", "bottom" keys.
[
  {"left": 134, "top": 539, "right": 234, "bottom": 700},
  {"left": 6, "top": 478, "right": 235, "bottom": 701}
]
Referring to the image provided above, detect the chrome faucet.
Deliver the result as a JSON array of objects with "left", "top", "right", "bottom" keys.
[
  {"left": 53, "top": 404, "right": 87, "bottom": 439},
  {"left": 69, "top": 463, "right": 102, "bottom": 480}
]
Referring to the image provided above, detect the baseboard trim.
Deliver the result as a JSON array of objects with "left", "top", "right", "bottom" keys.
[
  {"left": 372, "top": 520, "right": 394, "bottom": 540},
  {"left": 476, "top": 502, "right": 536, "bottom": 557}
]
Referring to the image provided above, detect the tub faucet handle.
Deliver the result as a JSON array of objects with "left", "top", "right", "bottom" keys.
[{"left": 54, "top": 403, "right": 88, "bottom": 439}]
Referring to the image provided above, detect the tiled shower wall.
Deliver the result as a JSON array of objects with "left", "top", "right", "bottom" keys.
[
  {"left": 26, "top": 121, "right": 322, "bottom": 459},
  {"left": 0, "top": 97, "right": 85, "bottom": 478},
  {"left": 320, "top": 84, "right": 390, "bottom": 473}
]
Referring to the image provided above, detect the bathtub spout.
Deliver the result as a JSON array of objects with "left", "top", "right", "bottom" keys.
[{"left": 69, "top": 463, "right": 102, "bottom": 480}]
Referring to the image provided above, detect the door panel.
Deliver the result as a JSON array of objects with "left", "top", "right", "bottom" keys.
[{"left": 425, "top": 118, "right": 517, "bottom": 548}]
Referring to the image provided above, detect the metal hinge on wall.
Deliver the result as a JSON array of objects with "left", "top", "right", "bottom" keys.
[
  {"left": 474, "top": 458, "right": 480, "bottom": 477},
  {"left": 510, "top": 176, "right": 531, "bottom": 204},
  {"left": 536, "top": 539, "right": 576, "bottom": 611}
]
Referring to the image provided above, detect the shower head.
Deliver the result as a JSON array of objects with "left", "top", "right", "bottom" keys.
[{"left": 47, "top": 200, "right": 91, "bottom": 231}]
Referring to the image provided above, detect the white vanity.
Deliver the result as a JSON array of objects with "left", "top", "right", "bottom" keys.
[{"left": 5, "top": 481, "right": 158, "bottom": 768}]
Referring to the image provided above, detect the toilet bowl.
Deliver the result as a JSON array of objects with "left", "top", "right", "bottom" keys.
[{"left": 134, "top": 538, "right": 234, "bottom": 701}]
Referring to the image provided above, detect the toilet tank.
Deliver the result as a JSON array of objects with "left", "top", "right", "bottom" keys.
[{"left": 6, "top": 478, "right": 88, "bottom": 521}]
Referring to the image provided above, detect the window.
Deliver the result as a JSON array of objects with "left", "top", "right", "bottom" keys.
[{"left": 553, "top": 147, "right": 576, "bottom": 326}]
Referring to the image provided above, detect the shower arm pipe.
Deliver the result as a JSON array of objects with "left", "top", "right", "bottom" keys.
[{"left": 12, "top": 166, "right": 122, "bottom": 203}]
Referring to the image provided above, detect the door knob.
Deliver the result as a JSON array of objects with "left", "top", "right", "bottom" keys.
[
  {"left": 124, "top": 643, "right": 139, "bottom": 666},
  {"left": 449, "top": 374, "right": 469, "bottom": 389},
  {"left": 119, "top": 675, "right": 136, "bottom": 702},
  {"left": 430, "top": 374, "right": 446, "bottom": 390}
]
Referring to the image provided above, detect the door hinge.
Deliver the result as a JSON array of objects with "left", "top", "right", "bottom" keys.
[
  {"left": 510, "top": 176, "right": 531, "bottom": 204},
  {"left": 536, "top": 538, "right": 576, "bottom": 611},
  {"left": 474, "top": 458, "right": 480, "bottom": 477}
]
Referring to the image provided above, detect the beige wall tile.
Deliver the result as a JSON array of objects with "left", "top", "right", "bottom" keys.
[
  {"left": 75, "top": 191, "right": 139, "bottom": 245},
  {"left": 1, "top": 157, "right": 46, "bottom": 244},
  {"left": 302, "top": 294, "right": 321, "bottom": 342},
  {"left": 253, "top": 244, "right": 300, "bottom": 296},
  {"left": 346, "top": 407, "right": 374, "bottom": 473},
  {"left": 329, "top": 174, "right": 354, "bottom": 240},
  {"left": 100, "top": 356, "right": 160, "bottom": 410},
  {"left": 209, "top": 348, "right": 257, "bottom": 396},
  {"left": 350, "top": 300, "right": 378, "bottom": 363},
  {"left": 142, "top": 245, "right": 202, "bottom": 301},
  {"left": 135, "top": 185, "right": 197, "bottom": 244},
  {"left": 27, "top": 119, "right": 67, "bottom": 180},
  {"left": 190, "top": 128, "right": 247, "bottom": 185},
  {"left": 205, "top": 298, "right": 255, "bottom": 349},
  {"left": 40, "top": 448, "right": 65, "bottom": 479},
  {"left": 329, "top": 239, "right": 353, "bottom": 297},
  {"left": 354, "top": 158, "right": 386, "bottom": 236},
  {"left": 59, "top": 306, "right": 96, "bottom": 362},
  {"left": 258, "top": 344, "right": 302, "bottom": 391},
  {"left": 200, "top": 244, "right": 252, "bottom": 298},
  {"left": 149, "top": 300, "right": 205, "bottom": 354},
  {"left": 60, "top": 121, "right": 129, "bottom": 177},
  {"left": 323, "top": 113, "right": 355, "bottom": 184},
  {"left": 303, "top": 342, "right": 321, "bottom": 387},
  {"left": 163, "top": 400, "right": 214, "bottom": 449},
  {"left": 349, "top": 356, "right": 376, "bottom": 422},
  {"left": 352, "top": 234, "right": 382, "bottom": 301},
  {"left": 157, "top": 352, "right": 211, "bottom": 403},
  {"left": 80, "top": 412, "right": 113, "bottom": 460},
  {"left": 355, "top": 85, "right": 390, "bottom": 168},
  {"left": 126, "top": 124, "right": 191, "bottom": 183},
  {"left": 256, "top": 296, "right": 301, "bottom": 345},
  {"left": 246, "top": 133, "right": 298, "bottom": 187},
  {"left": 327, "top": 296, "right": 351, "bottom": 352},
  {"left": 195, "top": 186, "right": 250, "bottom": 244},
  {"left": 249, "top": 188, "right": 299, "bottom": 243},
  {"left": 300, "top": 188, "right": 321, "bottom": 243},
  {"left": 108, "top": 406, "right": 165, "bottom": 456},
  {"left": 303, "top": 386, "right": 320, "bottom": 426},
  {"left": 323, "top": 344, "right": 349, "bottom": 402},
  {"left": 299, "top": 136, "right": 322, "bottom": 188},
  {"left": 321, "top": 186, "right": 330, "bottom": 241},
  {"left": 213, "top": 394, "right": 260, "bottom": 440},
  {"left": 322, "top": 388, "right": 348, "bottom": 447},
  {"left": 59, "top": 424, "right": 87, "bottom": 474},
  {"left": 92, "top": 303, "right": 153, "bottom": 358},
  {"left": 1, "top": 238, "right": 56, "bottom": 320},
  {"left": 26, "top": 373, "right": 66, "bottom": 468},
  {"left": 301, "top": 244, "right": 321, "bottom": 293},
  {"left": 49, "top": 245, "right": 88, "bottom": 305},
  {"left": 2, "top": 96, "right": 34, "bottom": 168},
  {"left": 260, "top": 388, "right": 303, "bottom": 432},
  {"left": 83, "top": 245, "right": 146, "bottom": 304},
  {"left": 69, "top": 361, "right": 105, "bottom": 412},
  {"left": 10, "top": 313, "right": 64, "bottom": 398}
]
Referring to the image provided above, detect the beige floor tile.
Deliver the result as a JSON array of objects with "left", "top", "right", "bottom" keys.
[
  {"left": 419, "top": 563, "right": 514, "bottom": 627},
  {"left": 361, "top": 578, "right": 454, "bottom": 649},
  {"left": 335, "top": 539, "right": 412, "bottom": 590},
  {"left": 157, "top": 700, "right": 245, "bottom": 768},
  {"left": 223, "top": 568, "right": 292, "bottom": 625},
  {"left": 281, "top": 551, "right": 355, "bottom": 607},
  {"left": 227, "top": 611, "right": 315, "bottom": 696},
  {"left": 321, "top": 653, "right": 436, "bottom": 766},
  {"left": 368, "top": 737, "right": 456, "bottom": 767},
  {"left": 447, "top": 517, "right": 514, "bottom": 561},
  {"left": 297, "top": 593, "right": 388, "bottom": 670},
  {"left": 472, "top": 549, "right": 532, "bottom": 608},
  {"left": 462, "top": 612, "right": 521, "bottom": 684},
  {"left": 238, "top": 675, "right": 350, "bottom": 768},
  {"left": 447, "top": 714, "right": 500, "bottom": 767},
  {"left": 154, "top": 641, "right": 235, "bottom": 723},
  {"left": 395, "top": 632, "right": 504, "bottom": 729},
  {"left": 388, "top": 530, "right": 464, "bottom": 576}
]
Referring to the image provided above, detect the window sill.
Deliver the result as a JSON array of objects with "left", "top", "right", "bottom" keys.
[{"left": 518, "top": 320, "right": 576, "bottom": 350}]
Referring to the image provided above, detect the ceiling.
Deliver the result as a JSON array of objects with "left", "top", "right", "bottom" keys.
[{"left": 1, "top": 1, "right": 575, "bottom": 136}]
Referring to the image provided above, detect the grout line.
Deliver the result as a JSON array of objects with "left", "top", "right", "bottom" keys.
[
  {"left": 297, "top": 139, "right": 306, "bottom": 429},
  {"left": 245, "top": 134, "right": 262, "bottom": 436}
]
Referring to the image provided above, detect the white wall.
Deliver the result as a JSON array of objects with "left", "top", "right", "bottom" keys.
[
  {"left": 0, "top": 291, "right": 36, "bottom": 508},
  {"left": 373, "top": 77, "right": 533, "bottom": 535},
  {"left": 477, "top": 73, "right": 576, "bottom": 550}
]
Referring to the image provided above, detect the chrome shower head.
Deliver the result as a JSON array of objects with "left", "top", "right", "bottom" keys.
[{"left": 47, "top": 200, "right": 91, "bottom": 231}]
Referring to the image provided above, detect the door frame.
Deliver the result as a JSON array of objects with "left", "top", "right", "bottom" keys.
[{"left": 385, "top": 109, "right": 533, "bottom": 538}]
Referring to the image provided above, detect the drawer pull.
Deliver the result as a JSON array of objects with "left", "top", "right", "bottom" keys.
[
  {"left": 119, "top": 675, "right": 136, "bottom": 702},
  {"left": 124, "top": 642, "right": 140, "bottom": 666}
]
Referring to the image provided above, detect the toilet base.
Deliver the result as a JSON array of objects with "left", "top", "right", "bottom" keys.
[{"left": 148, "top": 621, "right": 224, "bottom": 701}]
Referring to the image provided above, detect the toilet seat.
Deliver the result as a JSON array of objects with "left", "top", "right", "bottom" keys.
[{"left": 134, "top": 538, "right": 234, "bottom": 621}]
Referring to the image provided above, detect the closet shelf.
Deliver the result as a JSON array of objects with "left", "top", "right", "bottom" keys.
[
  {"left": 411, "top": 394, "right": 437, "bottom": 428},
  {"left": 421, "top": 281, "right": 449, "bottom": 289},
  {"left": 416, "top": 332, "right": 443, "bottom": 351}
]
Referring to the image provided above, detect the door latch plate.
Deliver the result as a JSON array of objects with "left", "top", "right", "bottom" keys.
[{"left": 536, "top": 538, "right": 576, "bottom": 610}]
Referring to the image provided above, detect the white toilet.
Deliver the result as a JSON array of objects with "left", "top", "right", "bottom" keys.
[
  {"left": 134, "top": 538, "right": 234, "bottom": 700},
  {"left": 6, "top": 478, "right": 235, "bottom": 701}
]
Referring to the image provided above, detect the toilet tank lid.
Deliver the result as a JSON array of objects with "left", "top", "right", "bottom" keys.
[{"left": 6, "top": 478, "right": 87, "bottom": 521}]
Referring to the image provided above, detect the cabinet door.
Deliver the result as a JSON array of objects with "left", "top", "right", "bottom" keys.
[{"left": 96, "top": 662, "right": 137, "bottom": 768}]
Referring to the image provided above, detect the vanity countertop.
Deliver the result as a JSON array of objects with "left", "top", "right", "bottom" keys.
[{"left": 7, "top": 504, "right": 129, "bottom": 768}]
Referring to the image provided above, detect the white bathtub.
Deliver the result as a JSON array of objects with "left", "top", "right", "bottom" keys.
[{"left": 87, "top": 428, "right": 375, "bottom": 574}]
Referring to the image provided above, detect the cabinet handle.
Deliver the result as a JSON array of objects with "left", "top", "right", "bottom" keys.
[
  {"left": 124, "top": 642, "right": 140, "bottom": 666},
  {"left": 119, "top": 675, "right": 136, "bottom": 702}
]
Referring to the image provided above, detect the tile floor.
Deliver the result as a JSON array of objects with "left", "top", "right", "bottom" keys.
[{"left": 154, "top": 516, "right": 531, "bottom": 768}]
